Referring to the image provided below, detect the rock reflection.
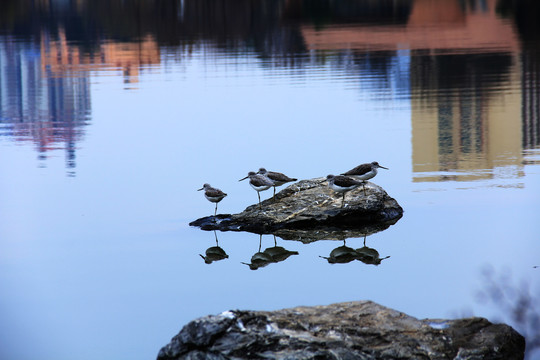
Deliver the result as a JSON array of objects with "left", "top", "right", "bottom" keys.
[
  {"left": 271, "top": 219, "right": 399, "bottom": 244},
  {"left": 199, "top": 231, "right": 229, "bottom": 264},
  {"left": 242, "top": 234, "right": 299, "bottom": 270}
]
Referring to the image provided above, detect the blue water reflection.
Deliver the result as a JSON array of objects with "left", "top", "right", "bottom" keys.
[
  {"left": 0, "top": 0, "right": 539, "bottom": 359},
  {"left": 0, "top": 36, "right": 90, "bottom": 176}
]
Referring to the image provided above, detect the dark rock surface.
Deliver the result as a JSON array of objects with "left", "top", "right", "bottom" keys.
[
  {"left": 190, "top": 178, "right": 403, "bottom": 235},
  {"left": 157, "top": 301, "right": 525, "bottom": 360}
]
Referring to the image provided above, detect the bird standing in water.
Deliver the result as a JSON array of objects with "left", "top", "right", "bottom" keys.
[
  {"left": 239, "top": 171, "right": 274, "bottom": 209},
  {"left": 257, "top": 168, "right": 297, "bottom": 201},
  {"left": 324, "top": 174, "right": 363, "bottom": 208},
  {"left": 341, "top": 161, "right": 388, "bottom": 195},
  {"left": 198, "top": 183, "right": 227, "bottom": 217}
]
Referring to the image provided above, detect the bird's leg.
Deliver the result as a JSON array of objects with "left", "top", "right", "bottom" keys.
[
  {"left": 341, "top": 193, "right": 345, "bottom": 208},
  {"left": 214, "top": 203, "right": 218, "bottom": 217},
  {"left": 259, "top": 234, "right": 262, "bottom": 252},
  {"left": 273, "top": 235, "right": 277, "bottom": 247},
  {"left": 258, "top": 192, "right": 261, "bottom": 209},
  {"left": 214, "top": 230, "right": 219, "bottom": 246},
  {"left": 273, "top": 187, "right": 276, "bottom": 202}
]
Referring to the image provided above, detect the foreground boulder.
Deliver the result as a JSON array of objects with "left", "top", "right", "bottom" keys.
[
  {"left": 157, "top": 301, "right": 524, "bottom": 360},
  {"left": 190, "top": 178, "right": 403, "bottom": 234}
]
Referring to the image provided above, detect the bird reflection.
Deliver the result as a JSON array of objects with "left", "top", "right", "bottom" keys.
[
  {"left": 264, "top": 235, "right": 299, "bottom": 263},
  {"left": 355, "top": 235, "right": 390, "bottom": 266},
  {"left": 242, "top": 234, "right": 274, "bottom": 270},
  {"left": 242, "top": 234, "right": 299, "bottom": 270},
  {"left": 320, "top": 237, "right": 390, "bottom": 265},
  {"left": 320, "top": 240, "right": 358, "bottom": 264},
  {"left": 199, "top": 231, "right": 229, "bottom": 264}
]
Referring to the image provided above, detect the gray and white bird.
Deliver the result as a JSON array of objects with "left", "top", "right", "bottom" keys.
[
  {"left": 341, "top": 161, "right": 388, "bottom": 195},
  {"left": 239, "top": 171, "right": 274, "bottom": 209},
  {"left": 198, "top": 183, "right": 227, "bottom": 217},
  {"left": 257, "top": 168, "right": 297, "bottom": 201},
  {"left": 324, "top": 174, "right": 364, "bottom": 208}
]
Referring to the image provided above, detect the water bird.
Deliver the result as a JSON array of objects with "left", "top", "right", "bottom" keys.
[
  {"left": 324, "top": 174, "right": 364, "bottom": 208},
  {"left": 341, "top": 161, "right": 388, "bottom": 195},
  {"left": 239, "top": 171, "right": 274, "bottom": 209},
  {"left": 257, "top": 168, "right": 297, "bottom": 201},
  {"left": 198, "top": 183, "right": 227, "bottom": 217}
]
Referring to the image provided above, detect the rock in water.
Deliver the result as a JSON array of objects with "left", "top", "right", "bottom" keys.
[
  {"left": 157, "top": 301, "right": 525, "bottom": 360},
  {"left": 190, "top": 178, "right": 404, "bottom": 234}
]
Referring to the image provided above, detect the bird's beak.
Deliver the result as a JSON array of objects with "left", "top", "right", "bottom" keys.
[
  {"left": 318, "top": 179, "right": 327, "bottom": 184},
  {"left": 197, "top": 187, "right": 204, "bottom": 191},
  {"left": 239, "top": 176, "right": 248, "bottom": 181},
  {"left": 379, "top": 165, "right": 389, "bottom": 170}
]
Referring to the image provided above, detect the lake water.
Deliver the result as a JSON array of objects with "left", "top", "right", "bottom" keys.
[{"left": 1, "top": 0, "right": 539, "bottom": 359}]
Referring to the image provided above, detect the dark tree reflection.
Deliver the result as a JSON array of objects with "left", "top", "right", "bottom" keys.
[{"left": 476, "top": 265, "right": 540, "bottom": 359}]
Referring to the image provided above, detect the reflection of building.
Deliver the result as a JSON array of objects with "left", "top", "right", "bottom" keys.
[
  {"left": 300, "top": 0, "right": 518, "bottom": 54},
  {"left": 296, "top": 0, "right": 525, "bottom": 182},
  {"left": 408, "top": 0, "right": 524, "bottom": 182},
  {"left": 0, "top": 26, "right": 161, "bottom": 174},
  {"left": 0, "top": 35, "right": 90, "bottom": 173},
  {"left": 411, "top": 55, "right": 523, "bottom": 181},
  {"left": 40, "top": 28, "right": 160, "bottom": 84}
]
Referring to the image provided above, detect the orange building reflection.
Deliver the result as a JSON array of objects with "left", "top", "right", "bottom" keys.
[
  {"left": 300, "top": 0, "right": 519, "bottom": 54},
  {"left": 40, "top": 27, "right": 160, "bottom": 84}
]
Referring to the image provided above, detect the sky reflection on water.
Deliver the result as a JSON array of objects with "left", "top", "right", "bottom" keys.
[{"left": 1, "top": 0, "right": 540, "bottom": 359}]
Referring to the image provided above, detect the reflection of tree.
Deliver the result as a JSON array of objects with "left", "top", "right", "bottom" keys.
[
  {"left": 0, "top": 0, "right": 407, "bottom": 65},
  {"left": 411, "top": 52, "right": 512, "bottom": 96},
  {"left": 476, "top": 265, "right": 540, "bottom": 359},
  {"left": 282, "top": 0, "right": 412, "bottom": 26},
  {"left": 497, "top": 0, "right": 540, "bottom": 43}
]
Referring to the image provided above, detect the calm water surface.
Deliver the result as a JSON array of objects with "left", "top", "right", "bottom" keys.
[{"left": 1, "top": 1, "right": 540, "bottom": 359}]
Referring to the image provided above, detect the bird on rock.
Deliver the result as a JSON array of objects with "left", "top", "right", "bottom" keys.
[
  {"left": 239, "top": 171, "right": 274, "bottom": 209},
  {"left": 198, "top": 183, "right": 227, "bottom": 217},
  {"left": 324, "top": 174, "right": 363, "bottom": 208},
  {"left": 257, "top": 168, "right": 297, "bottom": 201},
  {"left": 341, "top": 161, "right": 388, "bottom": 195}
]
